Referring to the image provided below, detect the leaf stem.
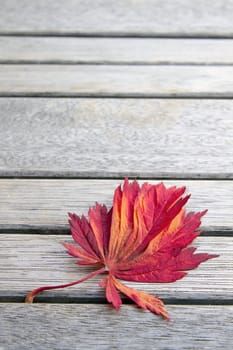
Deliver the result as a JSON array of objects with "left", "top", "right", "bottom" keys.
[{"left": 25, "top": 267, "right": 106, "bottom": 303}]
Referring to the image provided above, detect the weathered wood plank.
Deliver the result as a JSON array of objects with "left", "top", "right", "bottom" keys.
[
  {"left": 0, "top": 234, "right": 231, "bottom": 300},
  {"left": 1, "top": 0, "right": 233, "bottom": 37},
  {"left": 1, "top": 37, "right": 233, "bottom": 64},
  {"left": 1, "top": 98, "right": 233, "bottom": 178},
  {"left": 1, "top": 65, "right": 233, "bottom": 97},
  {"left": 0, "top": 179, "right": 233, "bottom": 231},
  {"left": 1, "top": 304, "right": 233, "bottom": 350}
]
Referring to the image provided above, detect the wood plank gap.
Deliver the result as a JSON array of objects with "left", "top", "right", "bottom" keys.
[
  {"left": 1, "top": 33, "right": 233, "bottom": 39},
  {"left": 0, "top": 226, "right": 232, "bottom": 237},
  {"left": 0, "top": 293, "right": 106, "bottom": 304},
  {"left": 2, "top": 62, "right": 233, "bottom": 67},
  {"left": 1, "top": 294, "right": 233, "bottom": 306},
  {"left": 2, "top": 93, "right": 233, "bottom": 99},
  {"left": 1, "top": 172, "right": 233, "bottom": 180},
  {"left": 1, "top": 95, "right": 233, "bottom": 100}
]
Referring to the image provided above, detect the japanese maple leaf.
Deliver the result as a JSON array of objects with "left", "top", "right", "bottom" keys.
[{"left": 25, "top": 178, "right": 218, "bottom": 319}]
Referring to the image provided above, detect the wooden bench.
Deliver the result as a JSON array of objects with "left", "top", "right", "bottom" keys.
[{"left": 0, "top": 1, "right": 233, "bottom": 348}]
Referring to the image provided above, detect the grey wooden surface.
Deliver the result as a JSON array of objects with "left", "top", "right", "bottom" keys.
[
  {"left": 0, "top": 235, "right": 231, "bottom": 300},
  {"left": 1, "top": 0, "right": 233, "bottom": 37},
  {"left": 1, "top": 37, "right": 233, "bottom": 64},
  {"left": 1, "top": 304, "right": 233, "bottom": 350},
  {"left": 1, "top": 98, "right": 233, "bottom": 178},
  {"left": 1, "top": 0, "right": 233, "bottom": 349},
  {"left": 0, "top": 179, "right": 232, "bottom": 231},
  {"left": 2, "top": 65, "right": 233, "bottom": 97}
]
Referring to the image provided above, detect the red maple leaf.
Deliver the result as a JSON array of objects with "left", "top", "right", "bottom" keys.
[{"left": 25, "top": 179, "right": 218, "bottom": 319}]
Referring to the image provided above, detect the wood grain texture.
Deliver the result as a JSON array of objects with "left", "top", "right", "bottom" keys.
[
  {"left": 0, "top": 234, "right": 230, "bottom": 300},
  {"left": 1, "top": 1, "right": 232, "bottom": 347},
  {"left": 1, "top": 0, "right": 233, "bottom": 37},
  {"left": 1, "top": 304, "right": 233, "bottom": 350},
  {"left": 1, "top": 65, "right": 233, "bottom": 97},
  {"left": 1, "top": 98, "right": 233, "bottom": 178},
  {"left": 0, "top": 179, "right": 233, "bottom": 231},
  {"left": 1, "top": 37, "right": 233, "bottom": 64}
]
